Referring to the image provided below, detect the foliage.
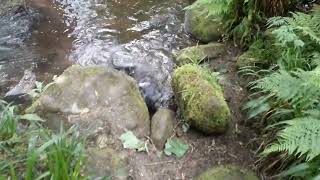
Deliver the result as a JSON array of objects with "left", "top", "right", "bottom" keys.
[
  {"left": 28, "top": 81, "right": 55, "bottom": 100},
  {"left": 241, "top": 6, "right": 320, "bottom": 179},
  {"left": 0, "top": 100, "right": 88, "bottom": 179},
  {"left": 0, "top": 100, "right": 43, "bottom": 141},
  {"left": 267, "top": 9, "right": 320, "bottom": 70},
  {"left": 186, "top": 0, "right": 233, "bottom": 17},
  {"left": 263, "top": 117, "right": 320, "bottom": 161},
  {"left": 164, "top": 138, "right": 189, "bottom": 158},
  {"left": 119, "top": 131, "right": 147, "bottom": 152},
  {"left": 245, "top": 68, "right": 320, "bottom": 122}
]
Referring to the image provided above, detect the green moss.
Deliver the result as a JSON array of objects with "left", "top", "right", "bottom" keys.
[
  {"left": 237, "top": 32, "right": 282, "bottom": 68},
  {"left": 185, "top": 5, "right": 224, "bottom": 43},
  {"left": 197, "top": 165, "right": 259, "bottom": 180},
  {"left": 175, "top": 43, "right": 225, "bottom": 66},
  {"left": 172, "top": 64, "right": 230, "bottom": 134}
]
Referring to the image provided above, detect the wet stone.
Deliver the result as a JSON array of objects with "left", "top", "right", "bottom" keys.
[{"left": 151, "top": 108, "right": 175, "bottom": 149}]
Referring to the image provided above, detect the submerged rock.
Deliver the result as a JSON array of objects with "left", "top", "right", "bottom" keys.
[
  {"left": 197, "top": 165, "right": 259, "bottom": 180},
  {"left": 27, "top": 65, "right": 150, "bottom": 138},
  {"left": 151, "top": 109, "right": 175, "bottom": 149},
  {"left": 172, "top": 64, "right": 230, "bottom": 134},
  {"left": 184, "top": 1, "right": 224, "bottom": 43},
  {"left": 175, "top": 43, "right": 226, "bottom": 66}
]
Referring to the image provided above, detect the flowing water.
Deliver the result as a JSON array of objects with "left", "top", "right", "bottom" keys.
[{"left": 0, "top": 0, "right": 193, "bottom": 109}]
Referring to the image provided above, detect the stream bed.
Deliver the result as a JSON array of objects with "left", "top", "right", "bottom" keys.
[{"left": 0, "top": 0, "right": 193, "bottom": 110}]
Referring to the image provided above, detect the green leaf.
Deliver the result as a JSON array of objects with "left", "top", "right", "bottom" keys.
[
  {"left": 119, "top": 131, "right": 146, "bottom": 152},
  {"left": 19, "top": 114, "right": 44, "bottom": 122},
  {"left": 164, "top": 138, "right": 189, "bottom": 158}
]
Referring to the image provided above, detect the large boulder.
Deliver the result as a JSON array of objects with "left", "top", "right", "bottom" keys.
[
  {"left": 27, "top": 65, "right": 150, "bottom": 138},
  {"left": 184, "top": 2, "right": 224, "bottom": 43},
  {"left": 172, "top": 64, "right": 230, "bottom": 134},
  {"left": 151, "top": 108, "right": 175, "bottom": 149},
  {"left": 197, "top": 165, "right": 259, "bottom": 180},
  {"left": 175, "top": 43, "right": 226, "bottom": 66}
]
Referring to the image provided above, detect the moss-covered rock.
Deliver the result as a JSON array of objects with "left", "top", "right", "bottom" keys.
[
  {"left": 175, "top": 43, "right": 226, "bottom": 66},
  {"left": 184, "top": 1, "right": 224, "bottom": 43},
  {"left": 197, "top": 165, "right": 259, "bottom": 180},
  {"left": 172, "top": 64, "right": 230, "bottom": 134},
  {"left": 237, "top": 32, "right": 281, "bottom": 68},
  {"left": 27, "top": 65, "right": 150, "bottom": 138}
]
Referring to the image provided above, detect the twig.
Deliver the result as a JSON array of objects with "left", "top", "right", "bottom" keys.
[{"left": 144, "top": 160, "right": 175, "bottom": 166}]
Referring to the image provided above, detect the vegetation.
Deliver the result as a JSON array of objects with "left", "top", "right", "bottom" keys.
[
  {"left": 0, "top": 100, "right": 88, "bottom": 179},
  {"left": 239, "top": 3, "right": 320, "bottom": 179},
  {"left": 189, "top": 0, "right": 320, "bottom": 178},
  {"left": 188, "top": 0, "right": 314, "bottom": 46}
]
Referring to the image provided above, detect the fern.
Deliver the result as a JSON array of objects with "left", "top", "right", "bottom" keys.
[
  {"left": 246, "top": 68, "right": 320, "bottom": 119},
  {"left": 268, "top": 10, "right": 320, "bottom": 47},
  {"left": 186, "top": 0, "right": 233, "bottom": 17},
  {"left": 263, "top": 117, "right": 320, "bottom": 161}
]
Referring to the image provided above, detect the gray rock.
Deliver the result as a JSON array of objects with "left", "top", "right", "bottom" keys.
[
  {"left": 151, "top": 109, "right": 175, "bottom": 149},
  {"left": 5, "top": 69, "right": 36, "bottom": 97},
  {"left": 27, "top": 65, "right": 150, "bottom": 139}
]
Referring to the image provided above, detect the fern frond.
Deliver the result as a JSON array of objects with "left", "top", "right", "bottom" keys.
[
  {"left": 251, "top": 68, "right": 320, "bottom": 110},
  {"left": 268, "top": 11, "right": 320, "bottom": 47},
  {"left": 186, "top": 0, "right": 233, "bottom": 17},
  {"left": 264, "top": 117, "right": 320, "bottom": 161}
]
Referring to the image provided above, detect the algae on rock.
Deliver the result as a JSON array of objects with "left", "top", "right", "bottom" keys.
[
  {"left": 172, "top": 64, "right": 230, "bottom": 134},
  {"left": 175, "top": 43, "right": 226, "bottom": 66},
  {"left": 197, "top": 165, "right": 259, "bottom": 180}
]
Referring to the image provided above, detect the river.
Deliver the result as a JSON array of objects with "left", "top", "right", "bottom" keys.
[{"left": 0, "top": 0, "right": 193, "bottom": 110}]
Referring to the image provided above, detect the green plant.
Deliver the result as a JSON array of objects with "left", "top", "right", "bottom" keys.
[
  {"left": 0, "top": 100, "right": 88, "bottom": 179},
  {"left": 28, "top": 81, "right": 55, "bottom": 100},
  {"left": 0, "top": 100, "right": 43, "bottom": 141},
  {"left": 262, "top": 114, "right": 320, "bottom": 179},
  {"left": 42, "top": 126, "right": 86, "bottom": 180},
  {"left": 267, "top": 9, "right": 320, "bottom": 70},
  {"left": 245, "top": 68, "right": 320, "bottom": 122}
]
